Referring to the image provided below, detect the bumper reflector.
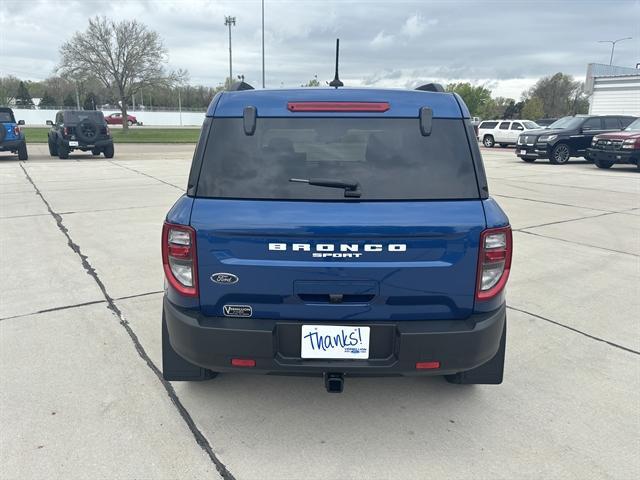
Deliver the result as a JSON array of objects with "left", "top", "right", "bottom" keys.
[
  {"left": 231, "top": 358, "right": 256, "bottom": 367},
  {"left": 416, "top": 361, "right": 440, "bottom": 370}
]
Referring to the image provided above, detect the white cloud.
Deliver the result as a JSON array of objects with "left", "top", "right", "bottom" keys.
[
  {"left": 0, "top": 0, "right": 637, "bottom": 91},
  {"left": 370, "top": 31, "right": 394, "bottom": 48},
  {"left": 401, "top": 13, "right": 436, "bottom": 37}
]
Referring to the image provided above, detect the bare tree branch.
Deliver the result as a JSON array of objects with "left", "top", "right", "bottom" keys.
[{"left": 58, "top": 16, "right": 185, "bottom": 131}]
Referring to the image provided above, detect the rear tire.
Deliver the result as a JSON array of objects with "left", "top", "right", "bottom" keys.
[
  {"left": 162, "top": 309, "right": 217, "bottom": 381},
  {"left": 58, "top": 142, "right": 69, "bottom": 159},
  {"left": 17, "top": 142, "right": 28, "bottom": 161},
  {"left": 48, "top": 139, "right": 58, "bottom": 156},
  {"left": 594, "top": 158, "right": 614, "bottom": 169},
  {"left": 483, "top": 135, "right": 495, "bottom": 148},
  {"left": 550, "top": 143, "right": 570, "bottom": 164},
  {"left": 91, "top": 148, "right": 101, "bottom": 156},
  {"left": 445, "top": 318, "right": 506, "bottom": 385},
  {"left": 103, "top": 144, "right": 114, "bottom": 158}
]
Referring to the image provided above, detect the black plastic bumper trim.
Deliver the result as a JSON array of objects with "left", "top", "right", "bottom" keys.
[{"left": 164, "top": 297, "right": 506, "bottom": 376}]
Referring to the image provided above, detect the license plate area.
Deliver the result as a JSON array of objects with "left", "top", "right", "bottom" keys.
[
  {"left": 520, "top": 149, "right": 527, "bottom": 155},
  {"left": 276, "top": 323, "right": 393, "bottom": 360},
  {"left": 69, "top": 141, "right": 79, "bottom": 147},
  {"left": 301, "top": 325, "right": 370, "bottom": 359}
]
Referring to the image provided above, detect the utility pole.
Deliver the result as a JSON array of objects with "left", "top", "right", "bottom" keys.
[
  {"left": 178, "top": 88, "right": 182, "bottom": 126},
  {"left": 225, "top": 16, "right": 236, "bottom": 87},
  {"left": 261, "top": 0, "right": 265, "bottom": 88},
  {"left": 598, "top": 37, "right": 632, "bottom": 65}
]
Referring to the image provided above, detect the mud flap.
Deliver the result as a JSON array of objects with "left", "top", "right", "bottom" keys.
[
  {"left": 445, "top": 317, "right": 506, "bottom": 385},
  {"left": 162, "top": 309, "right": 217, "bottom": 381}
]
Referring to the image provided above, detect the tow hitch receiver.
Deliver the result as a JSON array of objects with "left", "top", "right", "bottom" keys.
[{"left": 324, "top": 372, "right": 344, "bottom": 393}]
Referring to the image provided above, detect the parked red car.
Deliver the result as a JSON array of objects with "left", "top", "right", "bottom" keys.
[
  {"left": 105, "top": 112, "right": 141, "bottom": 126},
  {"left": 587, "top": 118, "right": 640, "bottom": 169}
]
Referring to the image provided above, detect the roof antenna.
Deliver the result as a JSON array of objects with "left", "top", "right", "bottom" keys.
[{"left": 329, "top": 38, "right": 344, "bottom": 88}]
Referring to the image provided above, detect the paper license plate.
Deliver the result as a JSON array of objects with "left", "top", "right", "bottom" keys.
[
  {"left": 520, "top": 149, "right": 527, "bottom": 155},
  {"left": 301, "top": 325, "right": 370, "bottom": 359},
  {"left": 69, "top": 141, "right": 79, "bottom": 147}
]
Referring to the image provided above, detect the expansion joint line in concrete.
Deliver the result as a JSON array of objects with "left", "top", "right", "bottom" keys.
[
  {"left": 19, "top": 163, "right": 235, "bottom": 480},
  {"left": 507, "top": 306, "right": 640, "bottom": 356}
]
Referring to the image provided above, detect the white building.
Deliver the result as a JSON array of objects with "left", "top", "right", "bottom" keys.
[{"left": 585, "top": 63, "right": 640, "bottom": 116}]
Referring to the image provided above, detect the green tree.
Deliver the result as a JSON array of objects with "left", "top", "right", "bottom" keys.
[
  {"left": 504, "top": 100, "right": 524, "bottom": 119},
  {"left": 524, "top": 73, "right": 587, "bottom": 118},
  {"left": 521, "top": 97, "right": 544, "bottom": 120},
  {"left": 446, "top": 83, "right": 492, "bottom": 117},
  {"left": 15, "top": 81, "right": 34, "bottom": 107},
  {"left": 58, "top": 16, "right": 184, "bottom": 131},
  {"left": 302, "top": 75, "right": 320, "bottom": 87},
  {"left": 0, "top": 76, "right": 21, "bottom": 105},
  {"left": 63, "top": 93, "right": 76, "bottom": 107},
  {"left": 39, "top": 90, "right": 58, "bottom": 108},
  {"left": 479, "top": 97, "right": 515, "bottom": 119}
]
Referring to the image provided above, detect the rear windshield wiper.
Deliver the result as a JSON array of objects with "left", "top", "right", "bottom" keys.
[{"left": 290, "top": 178, "right": 361, "bottom": 198}]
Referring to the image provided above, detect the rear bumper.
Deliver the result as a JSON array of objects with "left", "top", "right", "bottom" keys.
[
  {"left": 587, "top": 148, "right": 639, "bottom": 165},
  {"left": 164, "top": 296, "right": 506, "bottom": 376},
  {"left": 62, "top": 138, "right": 112, "bottom": 149},
  {"left": 0, "top": 139, "right": 24, "bottom": 151}
]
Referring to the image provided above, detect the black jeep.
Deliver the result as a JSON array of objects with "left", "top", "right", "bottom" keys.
[{"left": 47, "top": 110, "right": 114, "bottom": 159}]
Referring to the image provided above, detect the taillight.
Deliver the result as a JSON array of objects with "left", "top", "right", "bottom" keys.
[
  {"left": 476, "top": 226, "right": 512, "bottom": 301},
  {"left": 63, "top": 127, "right": 69, "bottom": 136},
  {"left": 13, "top": 126, "right": 20, "bottom": 135},
  {"left": 162, "top": 222, "right": 198, "bottom": 297}
]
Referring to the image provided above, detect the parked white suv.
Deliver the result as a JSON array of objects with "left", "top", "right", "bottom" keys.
[{"left": 478, "top": 120, "right": 540, "bottom": 147}]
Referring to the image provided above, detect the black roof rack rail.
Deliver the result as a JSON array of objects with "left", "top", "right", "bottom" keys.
[
  {"left": 228, "top": 81, "right": 255, "bottom": 91},
  {"left": 415, "top": 83, "right": 445, "bottom": 93}
]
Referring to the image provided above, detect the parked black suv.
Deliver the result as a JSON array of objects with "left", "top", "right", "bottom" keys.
[
  {"left": 47, "top": 110, "right": 114, "bottom": 159},
  {"left": 515, "top": 115, "right": 636, "bottom": 164}
]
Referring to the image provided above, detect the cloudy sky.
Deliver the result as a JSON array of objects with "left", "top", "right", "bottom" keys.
[{"left": 1, "top": 0, "right": 639, "bottom": 99}]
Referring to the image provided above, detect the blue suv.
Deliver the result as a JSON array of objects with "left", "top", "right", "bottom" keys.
[
  {"left": 161, "top": 83, "right": 512, "bottom": 392},
  {"left": 0, "top": 108, "right": 28, "bottom": 160}
]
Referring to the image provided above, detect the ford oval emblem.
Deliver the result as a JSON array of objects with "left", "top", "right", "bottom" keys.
[{"left": 211, "top": 273, "right": 239, "bottom": 284}]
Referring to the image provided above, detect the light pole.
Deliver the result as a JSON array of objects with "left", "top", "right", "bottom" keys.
[
  {"left": 598, "top": 37, "right": 632, "bottom": 65},
  {"left": 178, "top": 88, "right": 182, "bottom": 126},
  {"left": 261, "top": 0, "right": 265, "bottom": 88},
  {"left": 224, "top": 16, "right": 236, "bottom": 87}
]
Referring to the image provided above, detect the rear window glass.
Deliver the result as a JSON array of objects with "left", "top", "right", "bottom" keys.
[
  {"left": 479, "top": 121, "right": 498, "bottom": 129},
  {"left": 620, "top": 117, "right": 635, "bottom": 128},
  {"left": 63, "top": 111, "right": 105, "bottom": 124},
  {"left": 603, "top": 118, "right": 620, "bottom": 129},
  {"left": 196, "top": 118, "right": 479, "bottom": 200},
  {"left": 0, "top": 111, "right": 15, "bottom": 123}
]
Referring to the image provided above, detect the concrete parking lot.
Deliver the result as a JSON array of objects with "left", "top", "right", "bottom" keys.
[{"left": 1, "top": 144, "right": 638, "bottom": 479}]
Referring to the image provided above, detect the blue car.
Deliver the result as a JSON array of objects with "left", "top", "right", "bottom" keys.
[
  {"left": 0, "top": 108, "right": 28, "bottom": 160},
  {"left": 161, "top": 83, "right": 512, "bottom": 392}
]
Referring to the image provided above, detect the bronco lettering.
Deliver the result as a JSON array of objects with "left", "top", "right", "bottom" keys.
[{"left": 268, "top": 243, "right": 406, "bottom": 253}]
